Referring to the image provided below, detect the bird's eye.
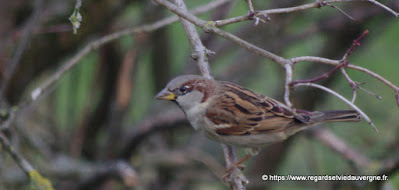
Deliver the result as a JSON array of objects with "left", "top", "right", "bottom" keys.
[{"left": 178, "top": 85, "right": 189, "bottom": 95}]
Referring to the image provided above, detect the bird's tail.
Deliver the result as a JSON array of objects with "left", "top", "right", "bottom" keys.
[{"left": 310, "top": 110, "right": 361, "bottom": 123}]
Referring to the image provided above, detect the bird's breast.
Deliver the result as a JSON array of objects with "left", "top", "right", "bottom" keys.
[{"left": 185, "top": 101, "right": 209, "bottom": 130}]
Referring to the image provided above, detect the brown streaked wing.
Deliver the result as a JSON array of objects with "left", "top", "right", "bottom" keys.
[{"left": 205, "top": 82, "right": 297, "bottom": 135}]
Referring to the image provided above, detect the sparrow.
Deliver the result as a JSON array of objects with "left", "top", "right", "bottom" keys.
[{"left": 156, "top": 75, "right": 361, "bottom": 172}]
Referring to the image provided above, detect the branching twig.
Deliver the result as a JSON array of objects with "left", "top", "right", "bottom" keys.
[
  {"left": 290, "top": 56, "right": 399, "bottom": 101},
  {"left": 153, "top": 0, "right": 287, "bottom": 66},
  {"left": 340, "top": 67, "right": 358, "bottom": 103},
  {"left": 289, "top": 61, "right": 348, "bottom": 86},
  {"left": 214, "top": 0, "right": 398, "bottom": 26}
]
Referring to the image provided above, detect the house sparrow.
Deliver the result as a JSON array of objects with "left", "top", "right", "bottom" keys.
[{"left": 156, "top": 75, "right": 361, "bottom": 171}]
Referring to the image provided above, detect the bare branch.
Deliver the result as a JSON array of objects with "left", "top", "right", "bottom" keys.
[
  {"left": 291, "top": 56, "right": 399, "bottom": 96},
  {"left": 221, "top": 144, "right": 249, "bottom": 189},
  {"left": 120, "top": 110, "right": 187, "bottom": 159},
  {"left": 153, "top": 0, "right": 287, "bottom": 66},
  {"left": 172, "top": 0, "right": 213, "bottom": 79},
  {"left": 324, "top": 3, "right": 355, "bottom": 20},
  {"left": 214, "top": 0, "right": 398, "bottom": 26},
  {"left": 78, "top": 160, "right": 139, "bottom": 189},
  {"left": 289, "top": 61, "right": 347, "bottom": 86},
  {"left": 284, "top": 63, "right": 293, "bottom": 108},
  {"left": 293, "top": 83, "right": 378, "bottom": 132},
  {"left": 310, "top": 128, "right": 371, "bottom": 167},
  {"left": 342, "top": 30, "right": 369, "bottom": 60},
  {"left": 0, "top": 0, "right": 44, "bottom": 99},
  {"left": 378, "top": 153, "right": 399, "bottom": 176},
  {"left": 0, "top": 132, "right": 34, "bottom": 175},
  {"left": 168, "top": 0, "right": 248, "bottom": 188},
  {"left": 327, "top": 0, "right": 399, "bottom": 17},
  {"left": 340, "top": 68, "right": 358, "bottom": 103}
]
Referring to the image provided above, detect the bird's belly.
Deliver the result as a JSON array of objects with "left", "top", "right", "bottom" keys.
[{"left": 205, "top": 131, "right": 289, "bottom": 147}]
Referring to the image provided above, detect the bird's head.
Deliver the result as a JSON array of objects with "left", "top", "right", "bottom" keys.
[{"left": 156, "top": 75, "right": 215, "bottom": 111}]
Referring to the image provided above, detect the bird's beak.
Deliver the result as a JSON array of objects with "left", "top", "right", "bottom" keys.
[{"left": 155, "top": 89, "right": 177, "bottom": 101}]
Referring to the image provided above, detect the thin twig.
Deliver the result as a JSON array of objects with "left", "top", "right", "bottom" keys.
[
  {"left": 327, "top": 0, "right": 399, "bottom": 17},
  {"left": 214, "top": 0, "right": 398, "bottom": 26},
  {"left": 342, "top": 30, "right": 369, "bottom": 60},
  {"left": 0, "top": 0, "right": 43, "bottom": 99},
  {"left": 290, "top": 56, "right": 399, "bottom": 96},
  {"left": 0, "top": 132, "right": 34, "bottom": 175},
  {"left": 293, "top": 83, "right": 378, "bottom": 132},
  {"left": 340, "top": 68, "right": 358, "bottom": 103},
  {"left": 289, "top": 61, "right": 348, "bottom": 86},
  {"left": 324, "top": 3, "right": 355, "bottom": 20}
]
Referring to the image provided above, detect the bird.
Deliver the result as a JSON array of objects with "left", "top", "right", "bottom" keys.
[{"left": 155, "top": 75, "right": 361, "bottom": 174}]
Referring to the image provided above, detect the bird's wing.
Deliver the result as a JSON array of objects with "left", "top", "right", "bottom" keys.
[{"left": 205, "top": 82, "right": 304, "bottom": 136}]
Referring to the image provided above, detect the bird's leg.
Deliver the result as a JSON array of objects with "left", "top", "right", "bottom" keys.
[
  {"left": 222, "top": 148, "right": 259, "bottom": 181},
  {"left": 222, "top": 154, "right": 251, "bottom": 181}
]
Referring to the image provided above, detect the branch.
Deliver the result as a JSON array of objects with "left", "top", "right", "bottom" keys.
[
  {"left": 0, "top": 0, "right": 44, "bottom": 99},
  {"left": 310, "top": 128, "right": 371, "bottom": 167},
  {"left": 77, "top": 160, "right": 139, "bottom": 189},
  {"left": 173, "top": 0, "right": 213, "bottom": 79},
  {"left": 214, "top": 0, "right": 398, "bottom": 26},
  {"left": 291, "top": 56, "right": 399, "bottom": 103},
  {"left": 167, "top": 0, "right": 247, "bottom": 188},
  {"left": 0, "top": 132, "right": 54, "bottom": 189},
  {"left": 377, "top": 153, "right": 399, "bottom": 176},
  {"left": 152, "top": 0, "right": 287, "bottom": 66},
  {"left": 293, "top": 83, "right": 378, "bottom": 132},
  {"left": 120, "top": 110, "right": 187, "bottom": 159},
  {"left": 221, "top": 144, "right": 248, "bottom": 189},
  {"left": 0, "top": 132, "right": 34, "bottom": 175}
]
